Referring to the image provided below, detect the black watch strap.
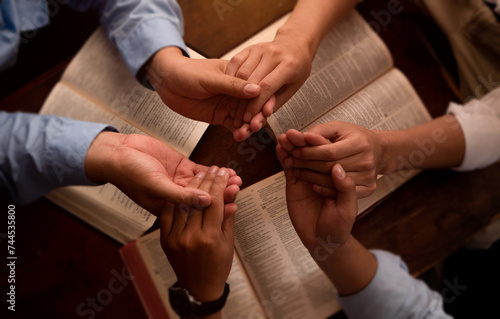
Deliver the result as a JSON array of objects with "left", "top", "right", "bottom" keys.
[{"left": 169, "top": 282, "right": 230, "bottom": 318}]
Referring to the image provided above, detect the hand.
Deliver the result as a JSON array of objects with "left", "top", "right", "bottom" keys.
[
  {"left": 278, "top": 141, "right": 358, "bottom": 256},
  {"left": 278, "top": 122, "right": 386, "bottom": 198},
  {"left": 145, "top": 47, "right": 261, "bottom": 135},
  {"left": 84, "top": 132, "right": 242, "bottom": 216},
  {"left": 226, "top": 30, "right": 314, "bottom": 141},
  {"left": 160, "top": 167, "right": 235, "bottom": 303}
]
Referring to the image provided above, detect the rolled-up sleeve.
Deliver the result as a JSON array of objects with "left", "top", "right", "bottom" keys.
[
  {"left": 67, "top": 0, "right": 188, "bottom": 79},
  {"left": 0, "top": 112, "right": 117, "bottom": 204},
  {"left": 338, "top": 250, "right": 452, "bottom": 319},
  {"left": 447, "top": 87, "right": 500, "bottom": 171}
]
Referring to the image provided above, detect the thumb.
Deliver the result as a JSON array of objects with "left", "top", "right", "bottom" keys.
[
  {"left": 158, "top": 181, "right": 212, "bottom": 209},
  {"left": 205, "top": 73, "right": 261, "bottom": 98},
  {"left": 308, "top": 121, "right": 345, "bottom": 140},
  {"left": 330, "top": 164, "right": 357, "bottom": 214}
]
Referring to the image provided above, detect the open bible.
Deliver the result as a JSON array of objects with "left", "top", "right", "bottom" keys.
[
  {"left": 122, "top": 10, "right": 432, "bottom": 319},
  {"left": 39, "top": 29, "right": 209, "bottom": 244}
]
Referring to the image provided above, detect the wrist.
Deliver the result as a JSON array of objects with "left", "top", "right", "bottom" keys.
[
  {"left": 177, "top": 281, "right": 226, "bottom": 303},
  {"left": 84, "top": 131, "right": 124, "bottom": 183},
  {"left": 145, "top": 46, "right": 186, "bottom": 89},
  {"left": 375, "top": 130, "right": 399, "bottom": 174},
  {"left": 275, "top": 25, "right": 317, "bottom": 59}
]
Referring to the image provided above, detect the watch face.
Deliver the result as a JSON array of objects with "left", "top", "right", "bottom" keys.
[{"left": 169, "top": 288, "right": 194, "bottom": 316}]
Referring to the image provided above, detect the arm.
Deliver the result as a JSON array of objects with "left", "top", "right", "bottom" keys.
[
  {"left": 160, "top": 167, "right": 236, "bottom": 319},
  {"left": 227, "top": 0, "right": 358, "bottom": 141},
  {"left": 69, "top": 0, "right": 261, "bottom": 133},
  {"left": 280, "top": 87, "right": 500, "bottom": 197},
  {"left": 0, "top": 112, "right": 114, "bottom": 204},
  {"left": 0, "top": 112, "right": 242, "bottom": 214},
  {"left": 276, "top": 147, "right": 451, "bottom": 318}
]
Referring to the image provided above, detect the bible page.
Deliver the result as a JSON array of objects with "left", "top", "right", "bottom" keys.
[
  {"left": 267, "top": 11, "right": 393, "bottom": 136},
  {"left": 41, "top": 83, "right": 155, "bottom": 244},
  {"left": 58, "top": 28, "right": 208, "bottom": 157},
  {"left": 134, "top": 230, "right": 265, "bottom": 319},
  {"left": 234, "top": 173, "right": 341, "bottom": 319}
]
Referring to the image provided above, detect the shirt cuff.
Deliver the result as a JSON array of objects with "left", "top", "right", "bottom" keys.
[
  {"left": 447, "top": 88, "right": 500, "bottom": 171},
  {"left": 338, "top": 250, "right": 449, "bottom": 319},
  {"left": 45, "top": 118, "right": 118, "bottom": 188},
  {"left": 116, "top": 17, "right": 189, "bottom": 87}
]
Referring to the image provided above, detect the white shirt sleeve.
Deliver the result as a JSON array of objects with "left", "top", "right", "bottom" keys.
[
  {"left": 338, "top": 250, "right": 452, "bottom": 319},
  {"left": 447, "top": 87, "right": 500, "bottom": 171}
]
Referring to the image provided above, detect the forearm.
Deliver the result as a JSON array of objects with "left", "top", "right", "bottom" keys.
[
  {"left": 68, "top": 0, "right": 187, "bottom": 80},
  {"left": 0, "top": 112, "right": 115, "bottom": 203},
  {"left": 312, "top": 236, "right": 377, "bottom": 295},
  {"left": 277, "top": 0, "right": 358, "bottom": 55},
  {"left": 378, "top": 114, "right": 465, "bottom": 173}
]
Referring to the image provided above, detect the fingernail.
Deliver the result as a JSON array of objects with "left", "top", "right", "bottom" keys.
[
  {"left": 218, "top": 168, "right": 227, "bottom": 176},
  {"left": 194, "top": 194, "right": 210, "bottom": 208},
  {"left": 195, "top": 172, "right": 206, "bottom": 179},
  {"left": 244, "top": 83, "right": 259, "bottom": 95},
  {"left": 243, "top": 111, "right": 252, "bottom": 122},
  {"left": 335, "top": 165, "right": 346, "bottom": 178},
  {"left": 209, "top": 166, "right": 218, "bottom": 174}
]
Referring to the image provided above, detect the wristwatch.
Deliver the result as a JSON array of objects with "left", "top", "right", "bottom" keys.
[{"left": 169, "top": 282, "right": 230, "bottom": 318}]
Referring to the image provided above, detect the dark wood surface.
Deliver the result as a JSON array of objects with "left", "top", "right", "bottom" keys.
[{"left": 0, "top": 1, "right": 499, "bottom": 318}]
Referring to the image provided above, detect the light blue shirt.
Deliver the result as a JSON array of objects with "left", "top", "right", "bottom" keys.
[
  {"left": 0, "top": 112, "right": 117, "bottom": 204},
  {"left": 0, "top": 0, "right": 188, "bottom": 76},
  {"left": 339, "top": 250, "right": 452, "bottom": 319},
  {"left": 0, "top": 0, "right": 188, "bottom": 203}
]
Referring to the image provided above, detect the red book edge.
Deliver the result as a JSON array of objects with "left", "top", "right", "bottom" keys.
[{"left": 120, "top": 241, "right": 170, "bottom": 319}]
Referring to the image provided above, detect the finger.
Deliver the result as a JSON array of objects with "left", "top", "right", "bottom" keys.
[
  {"left": 188, "top": 166, "right": 218, "bottom": 230},
  {"left": 292, "top": 140, "right": 360, "bottom": 161},
  {"left": 277, "top": 133, "right": 295, "bottom": 153},
  {"left": 272, "top": 84, "right": 301, "bottom": 114},
  {"left": 233, "top": 99, "right": 249, "bottom": 128},
  {"left": 234, "top": 49, "right": 265, "bottom": 81},
  {"left": 154, "top": 176, "right": 212, "bottom": 211},
  {"left": 171, "top": 172, "right": 206, "bottom": 234},
  {"left": 293, "top": 168, "right": 334, "bottom": 188},
  {"left": 261, "top": 95, "right": 276, "bottom": 118},
  {"left": 243, "top": 64, "right": 292, "bottom": 122},
  {"left": 225, "top": 48, "right": 250, "bottom": 77},
  {"left": 286, "top": 129, "right": 308, "bottom": 148},
  {"left": 303, "top": 132, "right": 331, "bottom": 146},
  {"left": 307, "top": 121, "right": 344, "bottom": 139},
  {"left": 249, "top": 112, "right": 266, "bottom": 133},
  {"left": 223, "top": 203, "right": 238, "bottom": 220},
  {"left": 224, "top": 184, "right": 240, "bottom": 204},
  {"left": 234, "top": 124, "right": 252, "bottom": 141},
  {"left": 287, "top": 158, "right": 334, "bottom": 174},
  {"left": 313, "top": 183, "right": 376, "bottom": 199},
  {"left": 204, "top": 73, "right": 261, "bottom": 99},
  {"left": 331, "top": 164, "right": 358, "bottom": 215},
  {"left": 246, "top": 50, "right": 280, "bottom": 82},
  {"left": 222, "top": 206, "right": 235, "bottom": 240},
  {"left": 276, "top": 144, "right": 292, "bottom": 164},
  {"left": 204, "top": 167, "right": 229, "bottom": 229},
  {"left": 312, "top": 184, "right": 338, "bottom": 198},
  {"left": 159, "top": 202, "right": 176, "bottom": 238},
  {"left": 228, "top": 175, "right": 242, "bottom": 187}
]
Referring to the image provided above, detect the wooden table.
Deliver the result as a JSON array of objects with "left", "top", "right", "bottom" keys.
[{"left": 1, "top": 1, "right": 499, "bottom": 318}]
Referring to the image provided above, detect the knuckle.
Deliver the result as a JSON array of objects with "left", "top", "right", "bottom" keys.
[
  {"left": 236, "top": 68, "right": 251, "bottom": 80},
  {"left": 259, "top": 80, "right": 273, "bottom": 92},
  {"left": 326, "top": 147, "right": 337, "bottom": 159}
]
